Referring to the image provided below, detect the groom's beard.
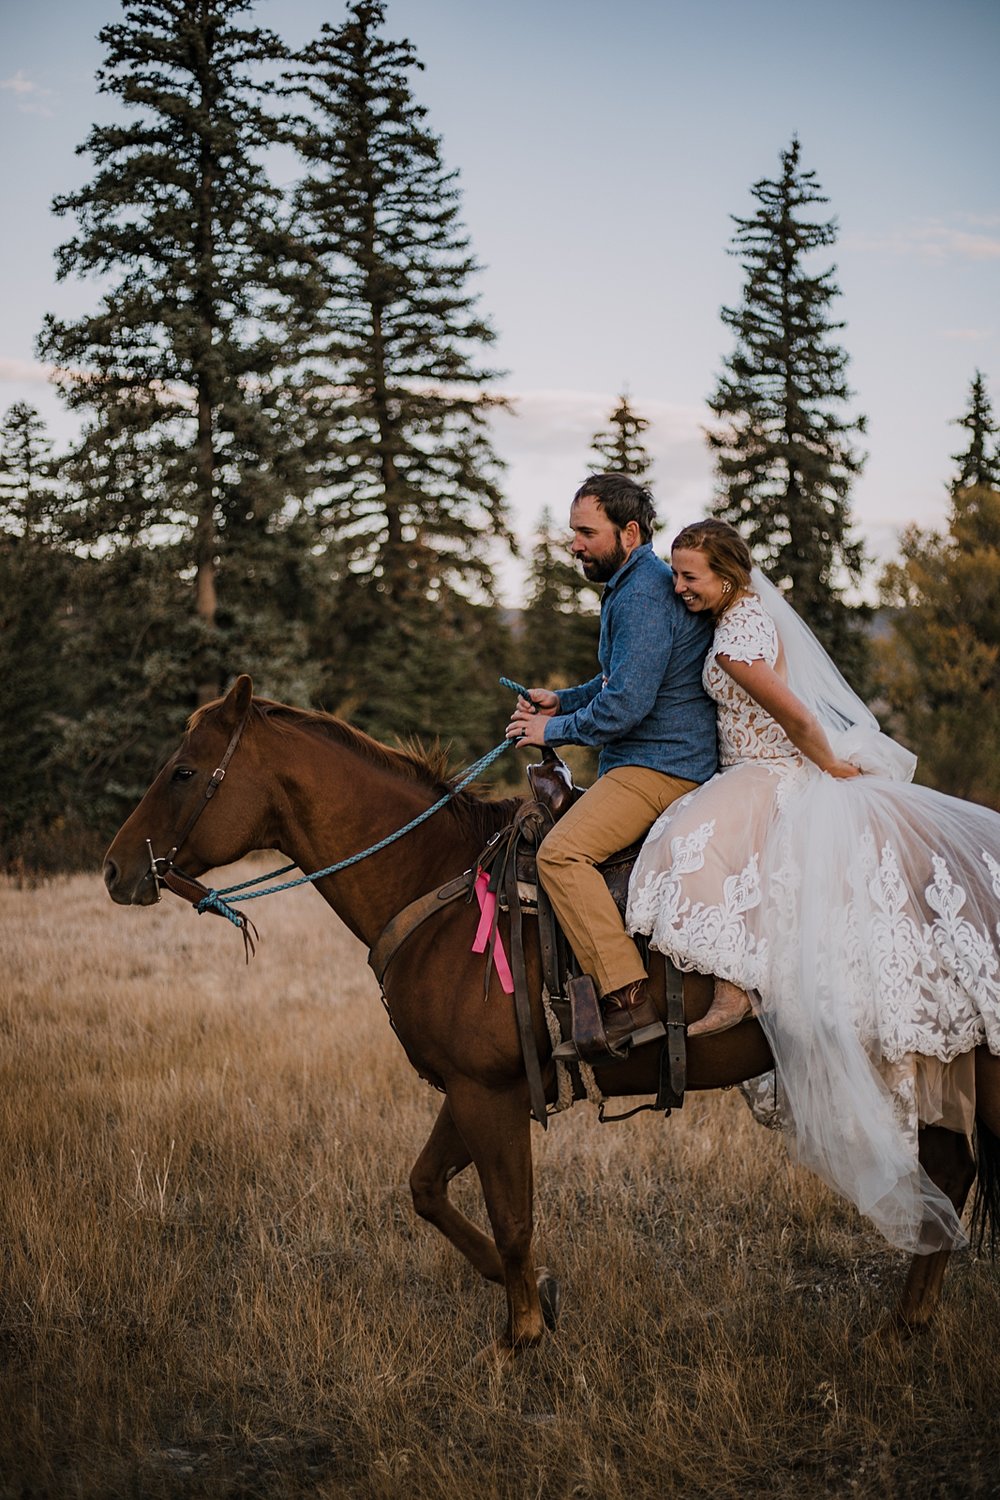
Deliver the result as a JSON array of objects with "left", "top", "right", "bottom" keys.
[{"left": 578, "top": 535, "right": 628, "bottom": 583}]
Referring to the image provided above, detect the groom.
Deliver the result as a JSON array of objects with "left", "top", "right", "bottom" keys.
[{"left": 506, "top": 473, "right": 718, "bottom": 1059}]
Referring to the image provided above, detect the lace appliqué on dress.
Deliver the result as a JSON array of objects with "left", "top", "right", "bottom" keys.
[{"left": 627, "top": 807, "right": 769, "bottom": 993}]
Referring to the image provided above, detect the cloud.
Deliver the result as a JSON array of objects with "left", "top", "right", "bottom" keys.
[
  {"left": 0, "top": 356, "right": 56, "bottom": 385},
  {"left": 845, "top": 219, "right": 1000, "bottom": 262},
  {"left": 492, "top": 387, "right": 709, "bottom": 471},
  {"left": 1, "top": 71, "right": 54, "bottom": 117},
  {"left": 940, "top": 327, "right": 995, "bottom": 343}
]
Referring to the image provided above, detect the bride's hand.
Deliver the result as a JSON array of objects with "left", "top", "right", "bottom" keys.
[{"left": 826, "top": 759, "right": 863, "bottom": 779}]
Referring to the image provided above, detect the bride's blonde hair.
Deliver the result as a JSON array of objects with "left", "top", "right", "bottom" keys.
[{"left": 671, "top": 518, "right": 752, "bottom": 616}]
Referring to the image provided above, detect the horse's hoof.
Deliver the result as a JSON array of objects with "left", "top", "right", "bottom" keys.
[
  {"left": 464, "top": 1338, "right": 517, "bottom": 1374},
  {"left": 536, "top": 1267, "right": 561, "bottom": 1331},
  {"left": 864, "top": 1313, "right": 924, "bottom": 1352},
  {"left": 862, "top": 1322, "right": 899, "bottom": 1354}
]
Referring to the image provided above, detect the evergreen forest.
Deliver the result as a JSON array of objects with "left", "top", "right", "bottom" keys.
[{"left": 3, "top": 0, "right": 999, "bottom": 872}]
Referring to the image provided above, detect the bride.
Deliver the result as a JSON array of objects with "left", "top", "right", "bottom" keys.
[{"left": 626, "top": 518, "right": 1000, "bottom": 1253}]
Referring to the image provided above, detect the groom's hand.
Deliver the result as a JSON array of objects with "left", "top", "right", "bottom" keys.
[
  {"left": 506, "top": 708, "right": 549, "bottom": 746},
  {"left": 518, "top": 688, "right": 558, "bottom": 716},
  {"left": 506, "top": 688, "right": 557, "bottom": 746}
]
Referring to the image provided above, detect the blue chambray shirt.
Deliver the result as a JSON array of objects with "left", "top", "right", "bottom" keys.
[{"left": 543, "top": 543, "right": 718, "bottom": 782}]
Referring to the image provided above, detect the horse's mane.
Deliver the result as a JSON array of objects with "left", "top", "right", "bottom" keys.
[{"left": 190, "top": 696, "right": 523, "bottom": 844}]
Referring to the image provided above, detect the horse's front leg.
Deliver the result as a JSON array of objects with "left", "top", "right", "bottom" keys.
[
  {"left": 409, "top": 1097, "right": 503, "bottom": 1284},
  {"left": 894, "top": 1124, "right": 976, "bottom": 1332},
  {"left": 446, "top": 1075, "right": 548, "bottom": 1354}
]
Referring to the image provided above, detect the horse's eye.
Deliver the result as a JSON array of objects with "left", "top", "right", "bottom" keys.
[{"left": 171, "top": 767, "right": 196, "bottom": 783}]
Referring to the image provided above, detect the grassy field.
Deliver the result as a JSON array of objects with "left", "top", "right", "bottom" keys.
[{"left": 2, "top": 866, "right": 999, "bottom": 1499}]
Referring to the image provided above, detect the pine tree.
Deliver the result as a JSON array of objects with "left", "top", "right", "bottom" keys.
[
  {"left": 515, "top": 507, "right": 601, "bottom": 783},
  {"left": 286, "top": 1, "right": 514, "bottom": 750},
  {"left": 519, "top": 507, "right": 600, "bottom": 691},
  {"left": 708, "top": 137, "right": 868, "bottom": 672},
  {"left": 0, "top": 405, "right": 74, "bottom": 863},
  {"left": 877, "top": 483, "right": 1000, "bottom": 806},
  {"left": 38, "top": 0, "right": 323, "bottom": 704},
  {"left": 321, "top": 562, "right": 514, "bottom": 764},
  {"left": 0, "top": 403, "right": 64, "bottom": 542},
  {"left": 951, "top": 371, "right": 999, "bottom": 492},
  {"left": 55, "top": 545, "right": 223, "bottom": 839},
  {"left": 590, "top": 394, "right": 653, "bottom": 480}
]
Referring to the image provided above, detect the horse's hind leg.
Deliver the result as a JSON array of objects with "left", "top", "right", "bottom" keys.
[
  {"left": 895, "top": 1124, "right": 976, "bottom": 1332},
  {"left": 446, "top": 1076, "right": 548, "bottom": 1352},
  {"left": 409, "top": 1097, "right": 504, "bottom": 1284}
]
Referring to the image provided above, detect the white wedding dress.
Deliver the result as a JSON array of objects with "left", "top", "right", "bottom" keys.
[{"left": 627, "top": 584, "right": 1000, "bottom": 1253}]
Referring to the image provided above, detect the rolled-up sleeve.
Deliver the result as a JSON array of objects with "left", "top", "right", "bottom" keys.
[{"left": 544, "top": 587, "right": 674, "bottom": 747}]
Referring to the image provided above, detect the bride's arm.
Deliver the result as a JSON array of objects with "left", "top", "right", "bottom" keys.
[{"left": 716, "top": 652, "right": 861, "bottom": 779}]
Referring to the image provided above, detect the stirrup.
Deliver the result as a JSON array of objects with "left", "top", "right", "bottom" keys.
[
  {"left": 554, "top": 1018, "right": 667, "bottom": 1064},
  {"left": 551, "top": 975, "right": 612, "bottom": 1065},
  {"left": 551, "top": 977, "right": 665, "bottom": 1065}
]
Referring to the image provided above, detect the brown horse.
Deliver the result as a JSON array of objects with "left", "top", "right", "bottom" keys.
[{"left": 104, "top": 675, "right": 1000, "bottom": 1355}]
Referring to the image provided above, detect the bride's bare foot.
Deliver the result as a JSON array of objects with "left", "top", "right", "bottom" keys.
[{"left": 687, "top": 979, "right": 752, "bottom": 1037}]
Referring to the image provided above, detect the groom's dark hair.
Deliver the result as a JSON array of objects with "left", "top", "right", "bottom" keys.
[{"left": 574, "top": 473, "right": 655, "bottom": 544}]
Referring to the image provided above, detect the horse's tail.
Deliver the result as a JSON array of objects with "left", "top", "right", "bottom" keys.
[{"left": 970, "top": 1117, "right": 1000, "bottom": 1259}]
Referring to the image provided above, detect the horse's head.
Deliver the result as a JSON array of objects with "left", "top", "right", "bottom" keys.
[{"left": 103, "top": 674, "right": 265, "bottom": 906}]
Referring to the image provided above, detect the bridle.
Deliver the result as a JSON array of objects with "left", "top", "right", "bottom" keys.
[{"left": 145, "top": 702, "right": 254, "bottom": 923}]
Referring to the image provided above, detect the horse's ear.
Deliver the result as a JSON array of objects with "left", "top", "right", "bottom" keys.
[{"left": 218, "top": 674, "right": 253, "bottom": 730}]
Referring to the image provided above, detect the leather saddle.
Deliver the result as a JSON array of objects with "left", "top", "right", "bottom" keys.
[
  {"left": 509, "top": 747, "right": 642, "bottom": 927},
  {"left": 503, "top": 749, "right": 686, "bottom": 1115}
]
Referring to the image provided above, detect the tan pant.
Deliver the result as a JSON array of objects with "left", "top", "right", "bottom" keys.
[{"left": 536, "top": 765, "right": 697, "bottom": 998}]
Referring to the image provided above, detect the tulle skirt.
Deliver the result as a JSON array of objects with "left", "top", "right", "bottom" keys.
[{"left": 626, "top": 755, "right": 1000, "bottom": 1252}]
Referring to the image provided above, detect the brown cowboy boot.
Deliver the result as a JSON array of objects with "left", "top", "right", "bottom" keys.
[
  {"left": 686, "top": 978, "right": 752, "bottom": 1037},
  {"left": 601, "top": 978, "right": 666, "bottom": 1057}
]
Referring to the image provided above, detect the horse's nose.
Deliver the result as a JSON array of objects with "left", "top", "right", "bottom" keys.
[{"left": 104, "top": 853, "right": 158, "bottom": 905}]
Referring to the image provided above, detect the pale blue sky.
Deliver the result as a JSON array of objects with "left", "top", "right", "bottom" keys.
[{"left": 2, "top": 0, "right": 998, "bottom": 601}]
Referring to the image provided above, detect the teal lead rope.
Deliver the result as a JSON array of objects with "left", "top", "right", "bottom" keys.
[
  {"left": 499, "top": 675, "right": 532, "bottom": 700},
  {"left": 195, "top": 690, "right": 528, "bottom": 929}
]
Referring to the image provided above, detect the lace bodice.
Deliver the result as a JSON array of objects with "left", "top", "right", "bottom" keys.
[{"left": 705, "top": 593, "right": 797, "bottom": 765}]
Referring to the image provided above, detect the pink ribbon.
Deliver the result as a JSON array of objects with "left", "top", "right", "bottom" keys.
[{"left": 471, "top": 871, "right": 514, "bottom": 994}]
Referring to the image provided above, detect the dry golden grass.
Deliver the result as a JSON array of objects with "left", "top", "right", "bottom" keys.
[{"left": 2, "top": 867, "right": 999, "bottom": 1499}]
